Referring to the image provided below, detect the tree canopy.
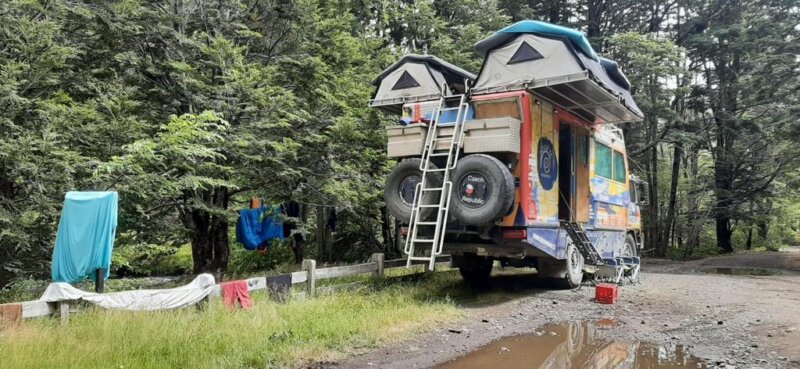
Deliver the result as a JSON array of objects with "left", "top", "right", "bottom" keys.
[{"left": 1, "top": 0, "right": 798, "bottom": 288}]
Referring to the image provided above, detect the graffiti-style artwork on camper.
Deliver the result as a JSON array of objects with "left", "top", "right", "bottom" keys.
[{"left": 529, "top": 100, "right": 559, "bottom": 225}]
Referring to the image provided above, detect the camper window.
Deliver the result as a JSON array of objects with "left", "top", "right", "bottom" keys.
[
  {"left": 594, "top": 142, "right": 626, "bottom": 183},
  {"left": 595, "top": 143, "right": 613, "bottom": 179},
  {"left": 612, "top": 151, "right": 626, "bottom": 182}
]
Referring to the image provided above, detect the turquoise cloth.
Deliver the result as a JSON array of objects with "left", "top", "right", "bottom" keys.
[
  {"left": 475, "top": 20, "right": 600, "bottom": 61},
  {"left": 51, "top": 192, "right": 119, "bottom": 283}
]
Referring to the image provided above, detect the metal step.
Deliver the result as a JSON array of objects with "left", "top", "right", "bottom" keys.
[{"left": 560, "top": 220, "right": 604, "bottom": 266}]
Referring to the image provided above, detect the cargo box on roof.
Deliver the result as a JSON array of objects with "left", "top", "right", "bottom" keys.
[
  {"left": 369, "top": 55, "right": 476, "bottom": 114},
  {"left": 472, "top": 21, "right": 643, "bottom": 125}
]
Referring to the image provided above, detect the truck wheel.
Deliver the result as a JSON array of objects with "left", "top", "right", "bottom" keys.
[
  {"left": 458, "top": 255, "right": 493, "bottom": 288},
  {"left": 384, "top": 158, "right": 443, "bottom": 223},
  {"left": 450, "top": 154, "right": 514, "bottom": 226},
  {"left": 537, "top": 244, "right": 584, "bottom": 289},
  {"left": 624, "top": 234, "right": 637, "bottom": 257}
]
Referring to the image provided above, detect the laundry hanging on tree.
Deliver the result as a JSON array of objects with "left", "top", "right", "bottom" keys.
[
  {"left": 51, "top": 191, "right": 119, "bottom": 283},
  {"left": 236, "top": 206, "right": 284, "bottom": 250}
]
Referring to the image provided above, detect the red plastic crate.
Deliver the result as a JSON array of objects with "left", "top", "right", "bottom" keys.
[{"left": 595, "top": 283, "right": 619, "bottom": 304}]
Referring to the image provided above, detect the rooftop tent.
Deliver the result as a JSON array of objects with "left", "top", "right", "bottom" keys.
[
  {"left": 370, "top": 54, "right": 476, "bottom": 114},
  {"left": 472, "top": 21, "right": 643, "bottom": 124}
]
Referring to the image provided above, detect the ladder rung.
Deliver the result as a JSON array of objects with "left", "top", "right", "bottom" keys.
[
  {"left": 421, "top": 187, "right": 444, "bottom": 192},
  {"left": 424, "top": 168, "right": 447, "bottom": 172},
  {"left": 417, "top": 204, "right": 439, "bottom": 208},
  {"left": 415, "top": 221, "right": 438, "bottom": 225},
  {"left": 429, "top": 152, "right": 451, "bottom": 157},
  {"left": 412, "top": 238, "right": 435, "bottom": 243},
  {"left": 408, "top": 256, "right": 435, "bottom": 261}
]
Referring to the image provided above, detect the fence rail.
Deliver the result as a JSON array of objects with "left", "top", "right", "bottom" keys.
[{"left": 6, "top": 254, "right": 451, "bottom": 322}]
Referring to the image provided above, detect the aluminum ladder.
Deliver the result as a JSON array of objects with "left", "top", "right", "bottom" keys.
[
  {"left": 560, "top": 220, "right": 604, "bottom": 266},
  {"left": 404, "top": 94, "right": 470, "bottom": 271}
]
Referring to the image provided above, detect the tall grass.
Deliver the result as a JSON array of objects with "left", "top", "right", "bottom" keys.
[{"left": 0, "top": 277, "right": 462, "bottom": 369}]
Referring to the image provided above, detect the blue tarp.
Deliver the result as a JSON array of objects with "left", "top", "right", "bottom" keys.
[
  {"left": 474, "top": 20, "right": 600, "bottom": 61},
  {"left": 51, "top": 192, "right": 119, "bottom": 283},
  {"left": 236, "top": 207, "right": 284, "bottom": 250}
]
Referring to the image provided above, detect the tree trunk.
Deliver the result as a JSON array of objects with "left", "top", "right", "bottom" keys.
[
  {"left": 190, "top": 187, "right": 230, "bottom": 278},
  {"left": 746, "top": 226, "right": 753, "bottom": 250},
  {"left": 660, "top": 141, "right": 681, "bottom": 255}
]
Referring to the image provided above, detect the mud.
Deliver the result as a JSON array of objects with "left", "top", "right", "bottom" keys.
[
  {"left": 328, "top": 248, "right": 800, "bottom": 369},
  {"left": 436, "top": 320, "right": 707, "bottom": 369}
]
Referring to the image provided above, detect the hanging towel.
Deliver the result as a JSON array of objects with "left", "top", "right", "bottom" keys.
[
  {"left": 236, "top": 206, "right": 284, "bottom": 250},
  {"left": 221, "top": 280, "right": 253, "bottom": 310},
  {"left": 0, "top": 303, "right": 22, "bottom": 329},
  {"left": 51, "top": 192, "right": 119, "bottom": 283}
]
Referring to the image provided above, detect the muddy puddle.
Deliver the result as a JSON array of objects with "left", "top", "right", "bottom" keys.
[
  {"left": 701, "top": 267, "right": 777, "bottom": 276},
  {"left": 436, "top": 320, "right": 707, "bottom": 369}
]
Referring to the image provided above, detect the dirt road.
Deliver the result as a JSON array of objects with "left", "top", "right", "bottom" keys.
[{"left": 329, "top": 249, "right": 800, "bottom": 369}]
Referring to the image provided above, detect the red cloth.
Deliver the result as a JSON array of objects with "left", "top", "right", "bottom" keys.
[
  {"left": 221, "top": 280, "right": 253, "bottom": 310},
  {"left": 0, "top": 303, "right": 22, "bottom": 330}
]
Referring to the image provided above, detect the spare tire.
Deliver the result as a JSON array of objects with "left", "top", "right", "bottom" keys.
[
  {"left": 450, "top": 154, "right": 514, "bottom": 226},
  {"left": 384, "top": 158, "right": 443, "bottom": 223}
]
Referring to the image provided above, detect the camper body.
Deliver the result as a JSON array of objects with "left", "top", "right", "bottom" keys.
[{"left": 372, "top": 21, "right": 645, "bottom": 287}]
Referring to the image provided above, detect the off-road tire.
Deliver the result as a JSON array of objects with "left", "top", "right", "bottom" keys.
[
  {"left": 450, "top": 154, "right": 514, "bottom": 226},
  {"left": 384, "top": 158, "right": 442, "bottom": 223},
  {"left": 624, "top": 233, "right": 637, "bottom": 257},
  {"left": 537, "top": 244, "right": 584, "bottom": 289},
  {"left": 458, "top": 255, "right": 494, "bottom": 289}
]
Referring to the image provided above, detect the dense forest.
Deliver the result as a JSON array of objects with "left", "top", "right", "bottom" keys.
[{"left": 1, "top": 0, "right": 799, "bottom": 289}]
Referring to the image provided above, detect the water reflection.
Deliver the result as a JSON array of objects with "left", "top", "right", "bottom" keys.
[{"left": 436, "top": 320, "right": 707, "bottom": 369}]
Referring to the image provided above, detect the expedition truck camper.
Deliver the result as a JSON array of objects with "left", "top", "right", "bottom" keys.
[{"left": 371, "top": 21, "right": 646, "bottom": 288}]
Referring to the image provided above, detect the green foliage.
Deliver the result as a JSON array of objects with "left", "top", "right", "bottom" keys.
[{"left": 2, "top": 0, "right": 799, "bottom": 287}]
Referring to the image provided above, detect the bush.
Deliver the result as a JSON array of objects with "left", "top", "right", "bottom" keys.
[{"left": 111, "top": 243, "right": 193, "bottom": 277}]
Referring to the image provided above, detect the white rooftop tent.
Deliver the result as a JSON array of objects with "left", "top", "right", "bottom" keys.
[
  {"left": 370, "top": 55, "right": 476, "bottom": 114},
  {"left": 472, "top": 22, "right": 643, "bottom": 124}
]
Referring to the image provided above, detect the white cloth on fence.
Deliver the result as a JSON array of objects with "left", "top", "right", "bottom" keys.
[{"left": 38, "top": 274, "right": 216, "bottom": 311}]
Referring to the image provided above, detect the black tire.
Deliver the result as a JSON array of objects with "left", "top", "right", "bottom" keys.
[
  {"left": 624, "top": 234, "right": 637, "bottom": 257},
  {"left": 537, "top": 244, "right": 584, "bottom": 289},
  {"left": 384, "top": 158, "right": 443, "bottom": 223},
  {"left": 459, "top": 255, "right": 494, "bottom": 288},
  {"left": 450, "top": 154, "right": 514, "bottom": 226}
]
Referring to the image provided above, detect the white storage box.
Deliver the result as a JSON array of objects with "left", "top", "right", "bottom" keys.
[
  {"left": 463, "top": 117, "right": 521, "bottom": 154},
  {"left": 385, "top": 117, "right": 521, "bottom": 158}
]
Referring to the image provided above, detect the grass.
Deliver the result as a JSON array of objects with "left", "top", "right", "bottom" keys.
[{"left": 0, "top": 272, "right": 466, "bottom": 369}]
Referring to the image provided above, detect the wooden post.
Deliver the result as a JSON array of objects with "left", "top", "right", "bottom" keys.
[
  {"left": 371, "top": 253, "right": 385, "bottom": 278},
  {"left": 59, "top": 302, "right": 70, "bottom": 324},
  {"left": 302, "top": 259, "right": 316, "bottom": 298},
  {"left": 95, "top": 268, "right": 105, "bottom": 293}
]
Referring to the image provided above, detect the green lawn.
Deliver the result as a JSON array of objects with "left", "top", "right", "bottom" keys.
[{"left": 0, "top": 274, "right": 464, "bottom": 369}]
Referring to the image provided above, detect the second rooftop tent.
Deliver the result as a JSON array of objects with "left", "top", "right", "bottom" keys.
[{"left": 472, "top": 20, "right": 643, "bottom": 125}]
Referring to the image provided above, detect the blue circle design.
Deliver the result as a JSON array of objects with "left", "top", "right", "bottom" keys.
[{"left": 537, "top": 138, "right": 558, "bottom": 190}]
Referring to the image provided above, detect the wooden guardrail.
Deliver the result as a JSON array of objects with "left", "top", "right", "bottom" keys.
[{"left": 7, "top": 254, "right": 451, "bottom": 322}]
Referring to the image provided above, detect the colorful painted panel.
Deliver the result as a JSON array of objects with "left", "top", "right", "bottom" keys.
[
  {"left": 528, "top": 100, "right": 559, "bottom": 225},
  {"left": 589, "top": 138, "right": 630, "bottom": 229}
]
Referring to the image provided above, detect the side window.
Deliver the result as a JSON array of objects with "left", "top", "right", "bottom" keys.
[
  {"left": 612, "top": 151, "right": 627, "bottom": 182},
  {"left": 594, "top": 142, "right": 613, "bottom": 179}
]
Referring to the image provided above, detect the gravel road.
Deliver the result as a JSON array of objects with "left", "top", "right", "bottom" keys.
[{"left": 326, "top": 249, "right": 800, "bottom": 369}]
